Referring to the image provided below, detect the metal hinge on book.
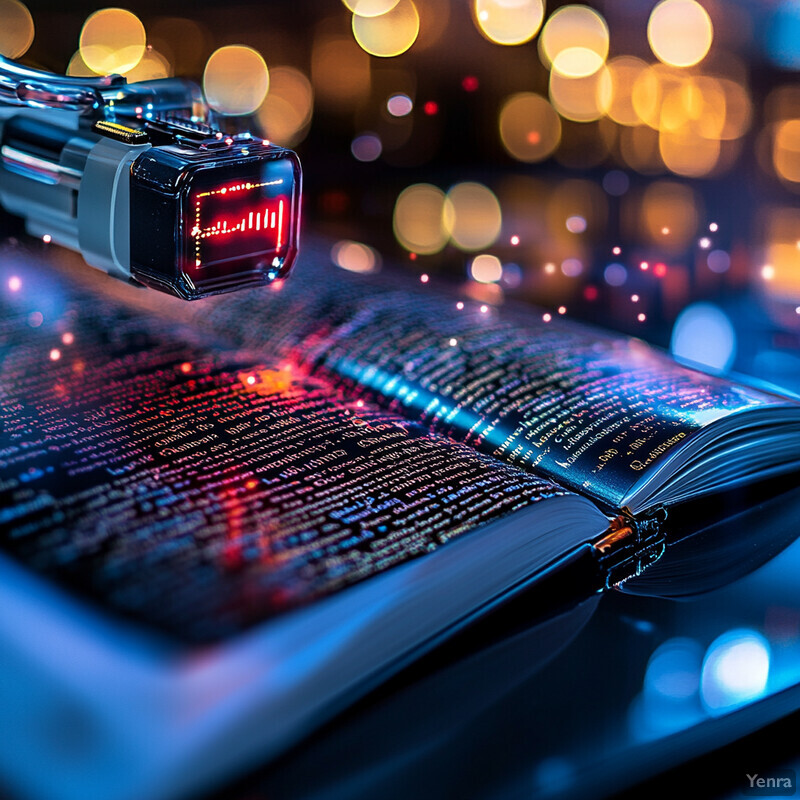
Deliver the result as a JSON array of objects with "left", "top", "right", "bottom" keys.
[{"left": 593, "top": 506, "right": 668, "bottom": 589}]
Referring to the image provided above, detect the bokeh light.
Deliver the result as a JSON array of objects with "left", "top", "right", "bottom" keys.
[
  {"left": 79, "top": 8, "right": 146, "bottom": 75},
  {"left": 125, "top": 48, "right": 172, "bottom": 82},
  {"left": 312, "top": 35, "right": 371, "bottom": 107},
  {"left": 604, "top": 263, "right": 627, "bottom": 286},
  {"left": 342, "top": 0, "right": 400, "bottom": 17},
  {"left": 659, "top": 128, "right": 720, "bottom": 177},
  {"left": 203, "top": 46, "right": 269, "bottom": 116},
  {"left": 499, "top": 93, "right": 562, "bottom": 162},
  {"left": 393, "top": 183, "right": 448, "bottom": 254},
  {"left": 351, "top": 133, "right": 383, "bottom": 161},
  {"left": 773, "top": 119, "right": 800, "bottom": 182},
  {"left": 443, "top": 182, "right": 503, "bottom": 251},
  {"left": 387, "top": 93, "right": 414, "bottom": 116},
  {"left": 671, "top": 303, "right": 737, "bottom": 371},
  {"left": 641, "top": 181, "right": 699, "bottom": 250},
  {"left": 540, "top": 5, "right": 609, "bottom": 76},
  {"left": 352, "top": 0, "right": 420, "bottom": 57},
  {"left": 701, "top": 629, "right": 770, "bottom": 713},
  {"left": 148, "top": 17, "right": 210, "bottom": 75},
  {"left": 470, "top": 253, "right": 503, "bottom": 283},
  {"left": 474, "top": 0, "right": 545, "bottom": 47},
  {"left": 766, "top": 1, "right": 800, "bottom": 70},
  {"left": 257, "top": 66, "right": 314, "bottom": 147},
  {"left": 707, "top": 249, "right": 731, "bottom": 273},
  {"left": 67, "top": 50, "right": 98, "bottom": 77},
  {"left": 0, "top": 0, "right": 34, "bottom": 59},
  {"left": 331, "top": 240, "right": 381, "bottom": 273},
  {"left": 647, "top": 0, "right": 713, "bottom": 69},
  {"left": 549, "top": 66, "right": 612, "bottom": 123},
  {"left": 606, "top": 56, "right": 648, "bottom": 126}
]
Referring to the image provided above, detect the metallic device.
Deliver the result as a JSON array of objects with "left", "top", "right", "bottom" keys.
[{"left": 0, "top": 55, "right": 302, "bottom": 299}]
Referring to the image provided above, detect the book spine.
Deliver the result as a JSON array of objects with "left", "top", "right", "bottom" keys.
[{"left": 592, "top": 506, "right": 668, "bottom": 588}]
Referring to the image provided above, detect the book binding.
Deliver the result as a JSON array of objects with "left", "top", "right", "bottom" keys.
[{"left": 593, "top": 507, "right": 668, "bottom": 588}]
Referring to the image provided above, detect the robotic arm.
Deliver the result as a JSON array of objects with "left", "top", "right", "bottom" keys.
[{"left": 0, "top": 55, "right": 301, "bottom": 299}]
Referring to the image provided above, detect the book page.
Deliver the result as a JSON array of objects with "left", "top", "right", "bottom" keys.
[
  {"left": 0, "top": 268, "right": 570, "bottom": 643},
  {"left": 183, "top": 243, "right": 792, "bottom": 511}
]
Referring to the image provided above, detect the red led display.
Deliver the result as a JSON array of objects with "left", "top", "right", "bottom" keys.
[{"left": 190, "top": 180, "right": 288, "bottom": 269}]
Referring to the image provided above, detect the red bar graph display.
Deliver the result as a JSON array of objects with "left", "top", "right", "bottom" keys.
[{"left": 190, "top": 178, "right": 288, "bottom": 269}]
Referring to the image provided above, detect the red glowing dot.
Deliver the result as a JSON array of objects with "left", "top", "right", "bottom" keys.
[
  {"left": 542, "top": 313, "right": 552, "bottom": 323},
  {"left": 462, "top": 75, "right": 479, "bottom": 92},
  {"left": 180, "top": 362, "right": 192, "bottom": 373},
  {"left": 409, "top": 252, "right": 418, "bottom": 261},
  {"left": 480, "top": 304, "right": 489, "bottom": 313},
  {"left": 135, "top": 106, "right": 143, "bottom": 115},
  {"left": 42, "top": 234, "right": 52, "bottom": 244},
  {"left": 640, "top": 261, "right": 649, "bottom": 271},
  {"left": 356, "top": 399, "right": 365, "bottom": 408},
  {"left": 8, "top": 276, "right": 21, "bottom": 292},
  {"left": 631, "top": 294, "right": 640, "bottom": 302},
  {"left": 584, "top": 285, "right": 598, "bottom": 301},
  {"left": 420, "top": 273, "right": 429, "bottom": 283},
  {"left": 654, "top": 262, "right": 667, "bottom": 278},
  {"left": 510, "top": 235, "right": 520, "bottom": 246},
  {"left": 661, "top": 226, "right": 670, "bottom": 235},
  {"left": 246, "top": 375, "right": 256, "bottom": 385},
  {"left": 558, "top": 305, "right": 567, "bottom": 315},
  {"left": 423, "top": 101, "right": 438, "bottom": 115},
  {"left": 526, "top": 130, "right": 541, "bottom": 145},
  {"left": 262, "top": 139, "right": 271, "bottom": 146},
  {"left": 245, "top": 479, "right": 258, "bottom": 490},
  {"left": 456, "top": 301, "right": 464, "bottom": 310},
  {"left": 61, "top": 332, "right": 74, "bottom": 345},
  {"left": 612, "top": 246, "right": 621, "bottom": 255},
  {"left": 49, "top": 348, "right": 61, "bottom": 361},
  {"left": 637, "top": 312, "right": 646, "bottom": 322}
]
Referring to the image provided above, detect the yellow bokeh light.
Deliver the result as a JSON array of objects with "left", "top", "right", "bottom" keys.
[
  {"left": 257, "top": 66, "right": 314, "bottom": 147},
  {"left": 474, "top": 0, "right": 545, "bottom": 46},
  {"left": 470, "top": 253, "right": 503, "bottom": 283},
  {"left": 641, "top": 181, "right": 699, "bottom": 250},
  {"left": 540, "top": 5, "right": 609, "bottom": 76},
  {"left": 443, "top": 182, "right": 502, "bottom": 252},
  {"left": 342, "top": 0, "right": 400, "bottom": 17},
  {"left": 632, "top": 64, "right": 684, "bottom": 129},
  {"left": 499, "top": 92, "right": 562, "bottom": 162},
  {"left": 67, "top": 50, "right": 98, "bottom": 77},
  {"left": 312, "top": 35, "right": 371, "bottom": 107},
  {"left": 606, "top": 56, "right": 648, "bottom": 126},
  {"left": 648, "top": 0, "right": 713, "bottom": 68},
  {"left": 149, "top": 17, "right": 210, "bottom": 75},
  {"left": 125, "top": 48, "right": 172, "bottom": 82},
  {"left": 718, "top": 78, "right": 752, "bottom": 140},
  {"left": 552, "top": 47, "right": 605, "bottom": 79},
  {"left": 352, "top": 0, "right": 420, "bottom": 57},
  {"left": 619, "top": 125, "right": 663, "bottom": 173},
  {"left": 659, "top": 128, "right": 720, "bottom": 177},
  {"left": 393, "top": 184, "right": 448, "bottom": 254},
  {"left": 0, "top": 0, "right": 34, "bottom": 59},
  {"left": 774, "top": 119, "right": 800, "bottom": 183},
  {"left": 549, "top": 66, "right": 612, "bottom": 123},
  {"left": 79, "top": 8, "right": 146, "bottom": 75},
  {"left": 761, "top": 210, "right": 800, "bottom": 299},
  {"left": 203, "top": 45, "right": 269, "bottom": 116}
]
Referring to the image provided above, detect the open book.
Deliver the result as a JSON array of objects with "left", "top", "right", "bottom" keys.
[{"left": 0, "top": 239, "right": 799, "bottom": 800}]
